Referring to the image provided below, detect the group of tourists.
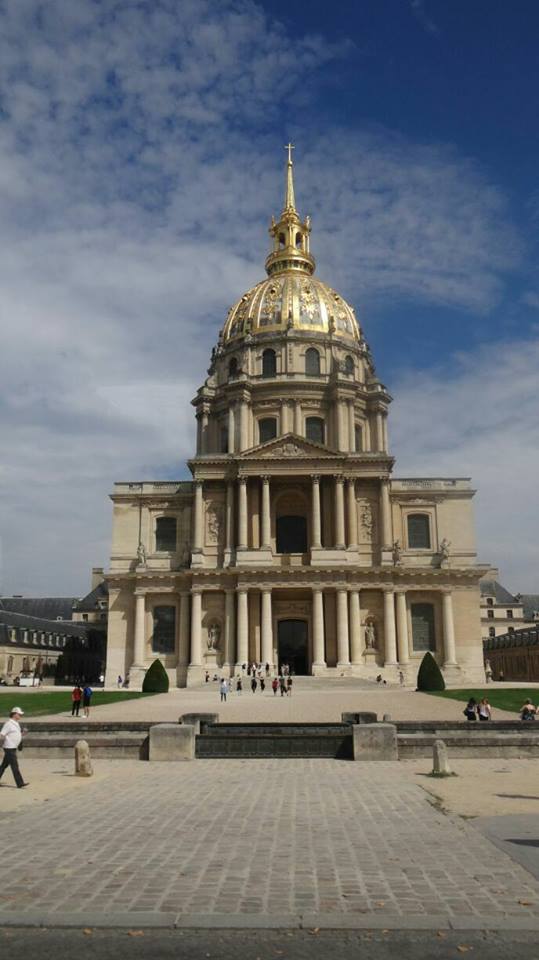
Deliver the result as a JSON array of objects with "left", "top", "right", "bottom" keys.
[
  {"left": 463, "top": 696, "right": 537, "bottom": 722},
  {"left": 70, "top": 684, "right": 93, "bottom": 717},
  {"left": 218, "top": 672, "right": 293, "bottom": 701}
]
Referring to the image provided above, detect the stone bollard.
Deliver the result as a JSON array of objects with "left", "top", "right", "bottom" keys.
[
  {"left": 431, "top": 739, "right": 454, "bottom": 777},
  {"left": 74, "top": 740, "right": 93, "bottom": 777},
  {"left": 179, "top": 713, "right": 219, "bottom": 734},
  {"left": 150, "top": 723, "right": 196, "bottom": 761},
  {"left": 382, "top": 713, "right": 392, "bottom": 722},
  {"left": 352, "top": 723, "right": 398, "bottom": 761}
]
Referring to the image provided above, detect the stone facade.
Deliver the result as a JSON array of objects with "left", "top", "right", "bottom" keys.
[{"left": 105, "top": 149, "right": 488, "bottom": 689}]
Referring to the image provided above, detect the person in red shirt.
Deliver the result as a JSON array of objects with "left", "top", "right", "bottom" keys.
[{"left": 71, "top": 685, "right": 82, "bottom": 717}]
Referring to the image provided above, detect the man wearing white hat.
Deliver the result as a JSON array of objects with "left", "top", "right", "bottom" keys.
[{"left": 0, "top": 707, "right": 29, "bottom": 788}]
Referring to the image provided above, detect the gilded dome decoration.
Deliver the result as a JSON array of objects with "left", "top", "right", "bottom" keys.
[{"left": 222, "top": 145, "right": 361, "bottom": 344}]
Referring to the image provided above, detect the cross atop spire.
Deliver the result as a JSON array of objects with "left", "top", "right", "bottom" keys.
[{"left": 283, "top": 142, "right": 296, "bottom": 213}]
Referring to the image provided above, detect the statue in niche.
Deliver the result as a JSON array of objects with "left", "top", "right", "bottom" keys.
[
  {"left": 207, "top": 623, "right": 221, "bottom": 650},
  {"left": 439, "top": 538, "right": 451, "bottom": 566},
  {"left": 365, "top": 621, "right": 377, "bottom": 649},
  {"left": 392, "top": 539, "right": 402, "bottom": 565},
  {"left": 136, "top": 542, "right": 146, "bottom": 566}
]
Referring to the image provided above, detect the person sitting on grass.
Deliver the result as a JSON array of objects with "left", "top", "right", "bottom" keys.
[{"left": 520, "top": 699, "right": 537, "bottom": 721}]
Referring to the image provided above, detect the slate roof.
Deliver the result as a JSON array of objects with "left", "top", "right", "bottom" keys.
[
  {"left": 72, "top": 581, "right": 108, "bottom": 613},
  {"left": 484, "top": 624, "right": 539, "bottom": 649},
  {"left": 519, "top": 594, "right": 539, "bottom": 621},
  {"left": 0, "top": 597, "right": 77, "bottom": 621},
  {"left": 0, "top": 609, "right": 88, "bottom": 638},
  {"left": 480, "top": 580, "right": 518, "bottom": 605}
]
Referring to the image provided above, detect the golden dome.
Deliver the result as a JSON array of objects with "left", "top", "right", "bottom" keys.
[
  {"left": 222, "top": 145, "right": 361, "bottom": 344},
  {"left": 223, "top": 274, "right": 361, "bottom": 342}
]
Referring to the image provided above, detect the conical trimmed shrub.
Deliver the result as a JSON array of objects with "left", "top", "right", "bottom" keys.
[
  {"left": 416, "top": 651, "right": 445, "bottom": 691},
  {"left": 142, "top": 658, "right": 169, "bottom": 693}
]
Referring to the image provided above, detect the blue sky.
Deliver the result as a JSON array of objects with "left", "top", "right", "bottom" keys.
[{"left": 0, "top": 0, "right": 537, "bottom": 595}]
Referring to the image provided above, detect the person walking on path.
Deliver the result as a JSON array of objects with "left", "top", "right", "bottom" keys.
[
  {"left": 272, "top": 677, "right": 279, "bottom": 696},
  {"left": 71, "top": 685, "right": 82, "bottom": 717},
  {"left": 236, "top": 677, "right": 242, "bottom": 694},
  {"left": 478, "top": 697, "right": 491, "bottom": 721},
  {"left": 286, "top": 675, "right": 293, "bottom": 697},
  {"left": 117, "top": 675, "right": 123, "bottom": 689},
  {"left": 279, "top": 676, "right": 287, "bottom": 697},
  {"left": 260, "top": 677, "right": 265, "bottom": 693},
  {"left": 0, "top": 707, "right": 28, "bottom": 788},
  {"left": 82, "top": 684, "right": 93, "bottom": 719},
  {"left": 219, "top": 678, "right": 228, "bottom": 702},
  {"left": 250, "top": 676, "right": 257, "bottom": 694},
  {"left": 463, "top": 697, "right": 478, "bottom": 721},
  {"left": 398, "top": 671, "right": 405, "bottom": 687}
]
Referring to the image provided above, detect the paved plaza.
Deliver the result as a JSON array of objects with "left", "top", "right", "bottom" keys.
[{"left": 1, "top": 757, "right": 539, "bottom": 928}]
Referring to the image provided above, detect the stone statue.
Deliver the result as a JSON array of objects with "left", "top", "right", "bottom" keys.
[
  {"left": 136, "top": 542, "right": 146, "bottom": 566},
  {"left": 392, "top": 539, "right": 402, "bottom": 565},
  {"left": 207, "top": 623, "right": 221, "bottom": 650},
  {"left": 439, "top": 538, "right": 451, "bottom": 565},
  {"left": 365, "top": 621, "right": 376, "bottom": 649}
]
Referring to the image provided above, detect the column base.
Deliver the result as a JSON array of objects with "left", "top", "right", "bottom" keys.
[
  {"left": 186, "top": 664, "right": 205, "bottom": 687},
  {"left": 311, "top": 661, "right": 327, "bottom": 676},
  {"left": 176, "top": 664, "right": 188, "bottom": 688},
  {"left": 191, "top": 550, "right": 205, "bottom": 568},
  {"left": 127, "top": 665, "right": 147, "bottom": 691},
  {"left": 336, "top": 662, "right": 352, "bottom": 675},
  {"left": 442, "top": 662, "right": 462, "bottom": 686}
]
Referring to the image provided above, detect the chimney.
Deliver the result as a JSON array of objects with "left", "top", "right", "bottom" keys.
[{"left": 91, "top": 567, "right": 104, "bottom": 591}]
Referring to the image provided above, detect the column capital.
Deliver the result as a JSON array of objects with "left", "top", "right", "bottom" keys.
[
  {"left": 382, "top": 585, "right": 395, "bottom": 594},
  {"left": 194, "top": 478, "right": 203, "bottom": 487},
  {"left": 312, "top": 474, "right": 321, "bottom": 484},
  {"left": 440, "top": 587, "right": 453, "bottom": 596},
  {"left": 238, "top": 475, "right": 247, "bottom": 485},
  {"left": 261, "top": 474, "right": 271, "bottom": 484},
  {"left": 333, "top": 474, "right": 344, "bottom": 484},
  {"left": 344, "top": 475, "right": 356, "bottom": 484},
  {"left": 134, "top": 589, "right": 147, "bottom": 598},
  {"left": 394, "top": 587, "right": 407, "bottom": 595}
]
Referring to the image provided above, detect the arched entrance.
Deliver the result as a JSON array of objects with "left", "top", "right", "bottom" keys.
[{"left": 278, "top": 619, "right": 308, "bottom": 675}]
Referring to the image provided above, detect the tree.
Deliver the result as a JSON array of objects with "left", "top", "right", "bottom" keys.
[
  {"left": 416, "top": 651, "right": 445, "bottom": 691},
  {"left": 142, "top": 658, "right": 169, "bottom": 693}
]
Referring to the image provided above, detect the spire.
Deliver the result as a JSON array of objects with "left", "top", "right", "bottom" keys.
[
  {"left": 283, "top": 142, "right": 296, "bottom": 213},
  {"left": 265, "top": 144, "right": 315, "bottom": 278}
]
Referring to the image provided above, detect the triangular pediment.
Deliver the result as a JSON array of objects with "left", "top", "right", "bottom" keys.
[{"left": 239, "top": 433, "right": 339, "bottom": 460}]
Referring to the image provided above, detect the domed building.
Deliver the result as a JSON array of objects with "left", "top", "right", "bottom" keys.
[{"left": 106, "top": 147, "right": 487, "bottom": 688}]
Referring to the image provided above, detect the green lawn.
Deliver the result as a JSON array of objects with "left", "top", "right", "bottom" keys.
[
  {"left": 0, "top": 690, "right": 155, "bottom": 718},
  {"left": 428, "top": 687, "right": 538, "bottom": 715}
]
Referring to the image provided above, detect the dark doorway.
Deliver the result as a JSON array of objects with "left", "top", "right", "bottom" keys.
[
  {"left": 276, "top": 515, "right": 307, "bottom": 553},
  {"left": 278, "top": 619, "right": 309, "bottom": 675}
]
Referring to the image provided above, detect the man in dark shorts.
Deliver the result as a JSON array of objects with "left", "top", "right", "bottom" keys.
[{"left": 82, "top": 684, "right": 93, "bottom": 718}]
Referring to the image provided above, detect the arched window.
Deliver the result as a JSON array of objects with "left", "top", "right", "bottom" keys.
[
  {"left": 344, "top": 355, "right": 354, "bottom": 375},
  {"left": 259, "top": 418, "right": 277, "bottom": 443},
  {"left": 155, "top": 516, "right": 177, "bottom": 552},
  {"left": 305, "top": 348, "right": 320, "bottom": 376},
  {"left": 407, "top": 513, "right": 431, "bottom": 549},
  {"left": 152, "top": 606, "right": 176, "bottom": 654},
  {"left": 295, "top": 232, "right": 303, "bottom": 248},
  {"left": 262, "top": 348, "right": 276, "bottom": 378},
  {"left": 306, "top": 417, "right": 324, "bottom": 444},
  {"left": 228, "top": 357, "right": 238, "bottom": 378},
  {"left": 411, "top": 603, "right": 436, "bottom": 652},
  {"left": 278, "top": 233, "right": 285, "bottom": 248},
  {"left": 354, "top": 424, "right": 363, "bottom": 452}
]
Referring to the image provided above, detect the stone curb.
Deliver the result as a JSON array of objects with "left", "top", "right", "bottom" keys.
[{"left": 1, "top": 911, "right": 539, "bottom": 931}]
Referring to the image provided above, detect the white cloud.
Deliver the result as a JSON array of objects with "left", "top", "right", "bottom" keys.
[
  {"left": 391, "top": 337, "right": 539, "bottom": 592},
  {"left": 0, "top": 0, "right": 530, "bottom": 595}
]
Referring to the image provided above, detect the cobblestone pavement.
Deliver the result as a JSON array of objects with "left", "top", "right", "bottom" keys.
[{"left": 1, "top": 760, "right": 538, "bottom": 923}]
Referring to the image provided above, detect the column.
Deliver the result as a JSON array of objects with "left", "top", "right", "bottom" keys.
[
  {"left": 201, "top": 409, "right": 209, "bottom": 453},
  {"left": 346, "top": 478, "right": 358, "bottom": 548},
  {"left": 196, "top": 414, "right": 203, "bottom": 455},
  {"left": 348, "top": 400, "right": 356, "bottom": 452},
  {"left": 336, "top": 588, "right": 350, "bottom": 666},
  {"left": 133, "top": 592, "right": 146, "bottom": 666},
  {"left": 311, "top": 476, "right": 322, "bottom": 548},
  {"left": 383, "top": 415, "right": 389, "bottom": 453},
  {"left": 238, "top": 477, "right": 248, "bottom": 549},
  {"left": 237, "top": 589, "right": 249, "bottom": 666},
  {"left": 224, "top": 588, "right": 235, "bottom": 669},
  {"left": 281, "top": 400, "right": 290, "bottom": 434},
  {"left": 228, "top": 404, "right": 236, "bottom": 453},
  {"left": 312, "top": 589, "right": 326, "bottom": 667},
  {"left": 178, "top": 591, "right": 190, "bottom": 668},
  {"left": 294, "top": 400, "right": 302, "bottom": 435},
  {"left": 442, "top": 590, "right": 457, "bottom": 665},
  {"left": 380, "top": 479, "right": 392, "bottom": 549},
  {"left": 383, "top": 588, "right": 398, "bottom": 665},
  {"left": 190, "top": 591, "right": 202, "bottom": 666},
  {"left": 334, "top": 477, "right": 345, "bottom": 548},
  {"left": 375, "top": 410, "right": 384, "bottom": 452},
  {"left": 261, "top": 589, "right": 273, "bottom": 666},
  {"left": 261, "top": 476, "right": 271, "bottom": 549},
  {"left": 225, "top": 481, "right": 234, "bottom": 552},
  {"left": 239, "top": 400, "right": 249, "bottom": 451},
  {"left": 349, "top": 590, "right": 362, "bottom": 664},
  {"left": 193, "top": 480, "right": 203, "bottom": 551},
  {"left": 364, "top": 417, "right": 371, "bottom": 452},
  {"left": 395, "top": 590, "right": 409, "bottom": 665}
]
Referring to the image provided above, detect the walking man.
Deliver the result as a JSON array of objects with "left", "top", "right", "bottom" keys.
[{"left": 0, "top": 707, "right": 28, "bottom": 789}]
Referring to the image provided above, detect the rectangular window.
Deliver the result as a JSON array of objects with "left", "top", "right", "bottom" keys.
[
  {"left": 508, "top": 626, "right": 515, "bottom": 634},
  {"left": 506, "top": 610, "right": 513, "bottom": 619},
  {"left": 487, "top": 610, "right": 494, "bottom": 619},
  {"left": 155, "top": 516, "right": 177, "bottom": 552},
  {"left": 411, "top": 603, "right": 436, "bottom": 652},
  {"left": 220, "top": 426, "right": 229, "bottom": 453},
  {"left": 152, "top": 606, "right": 176, "bottom": 654},
  {"left": 407, "top": 514, "right": 431, "bottom": 549}
]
